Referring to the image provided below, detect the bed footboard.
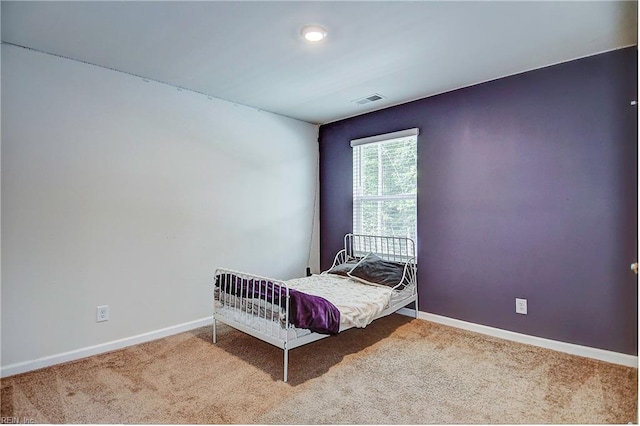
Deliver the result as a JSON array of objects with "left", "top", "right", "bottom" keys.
[
  {"left": 213, "top": 268, "right": 294, "bottom": 381},
  {"left": 213, "top": 268, "right": 333, "bottom": 382},
  {"left": 213, "top": 268, "right": 292, "bottom": 341}
]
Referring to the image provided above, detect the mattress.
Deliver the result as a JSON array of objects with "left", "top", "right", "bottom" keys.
[
  {"left": 215, "top": 273, "right": 413, "bottom": 334},
  {"left": 285, "top": 274, "right": 393, "bottom": 329}
]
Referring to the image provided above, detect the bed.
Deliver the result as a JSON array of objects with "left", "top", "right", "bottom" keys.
[{"left": 213, "top": 233, "right": 418, "bottom": 382}]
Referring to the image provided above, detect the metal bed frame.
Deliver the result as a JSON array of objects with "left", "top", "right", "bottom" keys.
[{"left": 213, "top": 233, "right": 418, "bottom": 382}]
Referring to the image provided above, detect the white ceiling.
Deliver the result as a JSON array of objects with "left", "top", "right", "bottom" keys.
[{"left": 1, "top": 1, "right": 637, "bottom": 124}]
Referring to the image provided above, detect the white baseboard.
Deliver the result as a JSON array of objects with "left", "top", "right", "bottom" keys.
[
  {"left": 397, "top": 308, "right": 638, "bottom": 368},
  {"left": 1, "top": 317, "right": 214, "bottom": 378},
  {"left": 4, "top": 311, "right": 636, "bottom": 377}
]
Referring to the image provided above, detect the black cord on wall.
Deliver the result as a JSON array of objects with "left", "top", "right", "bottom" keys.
[{"left": 306, "top": 136, "right": 320, "bottom": 276}]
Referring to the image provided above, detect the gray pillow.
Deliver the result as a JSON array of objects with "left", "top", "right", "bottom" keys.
[
  {"left": 326, "top": 258, "right": 360, "bottom": 276},
  {"left": 347, "top": 253, "right": 407, "bottom": 288}
]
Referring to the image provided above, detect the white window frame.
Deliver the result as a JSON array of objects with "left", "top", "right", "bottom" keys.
[{"left": 351, "top": 128, "right": 418, "bottom": 246}]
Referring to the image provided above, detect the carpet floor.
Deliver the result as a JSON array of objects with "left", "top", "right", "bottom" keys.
[{"left": 1, "top": 314, "right": 637, "bottom": 424}]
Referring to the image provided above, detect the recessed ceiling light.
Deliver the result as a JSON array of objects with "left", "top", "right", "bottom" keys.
[{"left": 301, "top": 25, "right": 327, "bottom": 42}]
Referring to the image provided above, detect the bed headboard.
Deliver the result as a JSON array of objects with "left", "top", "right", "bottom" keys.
[{"left": 344, "top": 234, "right": 416, "bottom": 264}]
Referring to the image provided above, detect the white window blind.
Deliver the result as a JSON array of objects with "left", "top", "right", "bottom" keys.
[{"left": 352, "top": 128, "right": 418, "bottom": 246}]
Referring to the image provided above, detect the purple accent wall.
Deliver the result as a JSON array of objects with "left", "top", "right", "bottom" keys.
[{"left": 319, "top": 47, "right": 638, "bottom": 355}]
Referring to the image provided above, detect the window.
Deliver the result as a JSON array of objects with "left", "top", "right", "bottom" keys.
[{"left": 352, "top": 128, "right": 418, "bottom": 245}]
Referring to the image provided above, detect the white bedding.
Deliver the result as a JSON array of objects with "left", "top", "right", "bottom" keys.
[{"left": 285, "top": 274, "right": 393, "bottom": 329}]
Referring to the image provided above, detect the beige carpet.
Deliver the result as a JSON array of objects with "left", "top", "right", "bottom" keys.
[{"left": 1, "top": 314, "right": 637, "bottom": 424}]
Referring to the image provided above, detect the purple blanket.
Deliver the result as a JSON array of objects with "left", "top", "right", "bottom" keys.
[{"left": 215, "top": 273, "right": 340, "bottom": 334}]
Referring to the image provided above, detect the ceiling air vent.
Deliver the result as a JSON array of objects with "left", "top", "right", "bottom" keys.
[{"left": 352, "top": 93, "right": 386, "bottom": 105}]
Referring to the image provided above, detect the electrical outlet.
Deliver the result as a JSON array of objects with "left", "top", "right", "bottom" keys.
[
  {"left": 515, "top": 298, "right": 527, "bottom": 315},
  {"left": 96, "top": 305, "right": 109, "bottom": 322}
]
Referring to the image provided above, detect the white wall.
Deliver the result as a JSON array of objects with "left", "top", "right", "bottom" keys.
[{"left": 1, "top": 44, "right": 320, "bottom": 369}]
